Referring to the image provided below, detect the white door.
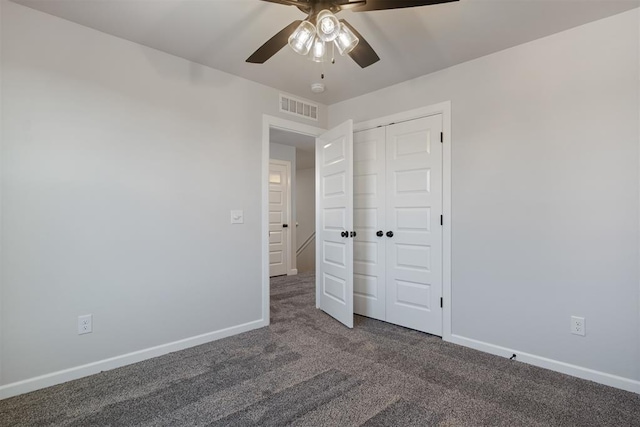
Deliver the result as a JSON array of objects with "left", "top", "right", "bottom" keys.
[
  {"left": 353, "top": 127, "right": 386, "bottom": 321},
  {"left": 316, "top": 120, "right": 354, "bottom": 328},
  {"left": 385, "top": 115, "right": 443, "bottom": 335},
  {"left": 269, "top": 160, "right": 291, "bottom": 277}
]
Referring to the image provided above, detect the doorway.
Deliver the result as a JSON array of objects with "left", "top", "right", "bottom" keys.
[{"left": 261, "top": 116, "right": 325, "bottom": 325}]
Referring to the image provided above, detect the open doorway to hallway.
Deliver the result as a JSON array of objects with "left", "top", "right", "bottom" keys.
[{"left": 269, "top": 127, "right": 316, "bottom": 279}]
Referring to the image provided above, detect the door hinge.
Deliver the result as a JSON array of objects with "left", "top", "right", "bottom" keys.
[
  {"left": 440, "top": 297, "right": 443, "bottom": 308},
  {"left": 440, "top": 215, "right": 443, "bottom": 226},
  {"left": 440, "top": 132, "right": 443, "bottom": 143}
]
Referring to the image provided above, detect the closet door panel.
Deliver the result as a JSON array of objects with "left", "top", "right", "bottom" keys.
[
  {"left": 353, "top": 127, "right": 386, "bottom": 321},
  {"left": 385, "top": 115, "right": 443, "bottom": 335}
]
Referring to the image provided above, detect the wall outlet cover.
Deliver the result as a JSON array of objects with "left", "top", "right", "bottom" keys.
[
  {"left": 570, "top": 316, "right": 585, "bottom": 336},
  {"left": 78, "top": 314, "right": 93, "bottom": 335}
]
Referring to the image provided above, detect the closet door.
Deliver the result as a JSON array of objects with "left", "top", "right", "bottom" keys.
[
  {"left": 385, "top": 115, "right": 443, "bottom": 335},
  {"left": 353, "top": 127, "right": 386, "bottom": 321},
  {"left": 316, "top": 120, "right": 354, "bottom": 328}
]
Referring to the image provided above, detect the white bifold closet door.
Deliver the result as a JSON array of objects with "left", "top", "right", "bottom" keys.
[{"left": 353, "top": 115, "right": 443, "bottom": 336}]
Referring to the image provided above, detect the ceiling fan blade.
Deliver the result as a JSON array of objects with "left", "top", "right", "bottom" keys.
[
  {"left": 259, "top": 0, "right": 306, "bottom": 6},
  {"left": 350, "top": 0, "right": 459, "bottom": 12},
  {"left": 340, "top": 20, "right": 380, "bottom": 69},
  {"left": 335, "top": 1, "right": 367, "bottom": 10},
  {"left": 246, "top": 20, "right": 303, "bottom": 64}
]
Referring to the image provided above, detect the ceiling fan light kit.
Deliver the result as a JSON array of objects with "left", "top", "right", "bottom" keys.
[
  {"left": 317, "top": 10, "right": 341, "bottom": 42},
  {"left": 288, "top": 20, "right": 317, "bottom": 55},
  {"left": 288, "top": 10, "right": 358, "bottom": 62},
  {"left": 334, "top": 22, "right": 359, "bottom": 55},
  {"left": 248, "top": 0, "right": 459, "bottom": 69},
  {"left": 310, "top": 37, "right": 327, "bottom": 62}
]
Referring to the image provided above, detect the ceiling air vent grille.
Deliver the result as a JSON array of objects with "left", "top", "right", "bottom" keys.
[{"left": 280, "top": 94, "right": 318, "bottom": 121}]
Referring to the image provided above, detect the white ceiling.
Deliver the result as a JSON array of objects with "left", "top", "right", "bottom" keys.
[{"left": 12, "top": 0, "right": 639, "bottom": 105}]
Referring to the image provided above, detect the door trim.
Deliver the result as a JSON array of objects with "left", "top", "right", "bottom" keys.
[
  {"left": 353, "top": 101, "right": 452, "bottom": 341},
  {"left": 269, "top": 159, "right": 292, "bottom": 277},
  {"left": 262, "top": 115, "right": 326, "bottom": 327}
]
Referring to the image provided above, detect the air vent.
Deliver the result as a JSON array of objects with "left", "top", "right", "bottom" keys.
[{"left": 280, "top": 94, "right": 318, "bottom": 121}]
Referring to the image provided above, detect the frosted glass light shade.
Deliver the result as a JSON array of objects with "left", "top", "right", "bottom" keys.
[
  {"left": 310, "top": 37, "right": 326, "bottom": 62},
  {"left": 316, "top": 10, "right": 340, "bottom": 42},
  {"left": 288, "top": 20, "right": 316, "bottom": 55},
  {"left": 334, "top": 23, "right": 359, "bottom": 56}
]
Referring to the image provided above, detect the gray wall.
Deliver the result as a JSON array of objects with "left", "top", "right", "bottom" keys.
[
  {"left": 0, "top": 1, "right": 327, "bottom": 386},
  {"left": 330, "top": 10, "right": 640, "bottom": 383}
]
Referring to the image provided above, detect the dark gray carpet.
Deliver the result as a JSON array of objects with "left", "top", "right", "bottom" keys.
[{"left": 2, "top": 272, "right": 639, "bottom": 426}]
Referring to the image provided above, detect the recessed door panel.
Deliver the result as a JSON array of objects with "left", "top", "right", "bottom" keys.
[
  {"left": 354, "top": 208, "right": 377, "bottom": 230},
  {"left": 269, "top": 231, "right": 283, "bottom": 244},
  {"left": 324, "top": 241, "right": 346, "bottom": 267},
  {"left": 394, "top": 131, "right": 431, "bottom": 157},
  {"left": 354, "top": 138, "right": 377, "bottom": 161},
  {"left": 396, "top": 208, "right": 431, "bottom": 231},
  {"left": 354, "top": 274, "right": 378, "bottom": 298},
  {"left": 354, "top": 241, "right": 377, "bottom": 265},
  {"left": 354, "top": 174, "right": 377, "bottom": 197},
  {"left": 323, "top": 173, "right": 346, "bottom": 198},
  {"left": 323, "top": 136, "right": 346, "bottom": 167},
  {"left": 395, "top": 169, "right": 430, "bottom": 194},
  {"left": 270, "top": 251, "right": 283, "bottom": 265},
  {"left": 324, "top": 208, "right": 346, "bottom": 230},
  {"left": 396, "top": 280, "right": 431, "bottom": 310},
  {"left": 396, "top": 244, "right": 431, "bottom": 272},
  {"left": 324, "top": 273, "right": 346, "bottom": 303}
]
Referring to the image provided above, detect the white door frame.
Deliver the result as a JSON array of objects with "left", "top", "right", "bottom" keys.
[
  {"left": 268, "top": 158, "right": 293, "bottom": 277},
  {"left": 262, "top": 115, "right": 326, "bottom": 326},
  {"left": 353, "top": 101, "right": 452, "bottom": 341}
]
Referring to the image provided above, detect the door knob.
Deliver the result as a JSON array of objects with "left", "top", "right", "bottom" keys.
[
  {"left": 341, "top": 231, "right": 348, "bottom": 238},
  {"left": 386, "top": 231, "right": 394, "bottom": 238},
  {"left": 350, "top": 231, "right": 357, "bottom": 238},
  {"left": 283, "top": 224, "right": 288, "bottom": 228},
  {"left": 376, "top": 230, "right": 384, "bottom": 237}
]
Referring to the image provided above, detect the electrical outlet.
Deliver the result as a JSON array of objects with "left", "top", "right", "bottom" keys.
[
  {"left": 78, "top": 314, "right": 92, "bottom": 335},
  {"left": 570, "top": 316, "right": 585, "bottom": 336}
]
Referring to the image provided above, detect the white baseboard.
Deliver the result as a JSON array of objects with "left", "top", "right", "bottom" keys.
[
  {"left": 0, "top": 318, "right": 267, "bottom": 400},
  {"left": 448, "top": 334, "right": 640, "bottom": 395},
  {"left": 288, "top": 269, "right": 298, "bottom": 276}
]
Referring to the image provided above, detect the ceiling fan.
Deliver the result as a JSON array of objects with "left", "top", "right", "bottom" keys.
[{"left": 247, "top": 0, "right": 459, "bottom": 69}]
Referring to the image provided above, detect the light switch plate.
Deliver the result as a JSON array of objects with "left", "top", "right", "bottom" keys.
[{"left": 231, "top": 210, "right": 244, "bottom": 224}]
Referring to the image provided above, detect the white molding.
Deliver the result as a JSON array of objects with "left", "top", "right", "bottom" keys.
[
  {"left": 353, "top": 102, "right": 452, "bottom": 132},
  {"left": 637, "top": 6, "right": 640, "bottom": 393},
  {"left": 288, "top": 269, "right": 298, "bottom": 276},
  {"left": 262, "top": 115, "right": 325, "bottom": 324},
  {"left": 0, "top": 319, "right": 266, "bottom": 400},
  {"left": 353, "top": 101, "right": 453, "bottom": 340},
  {"left": 448, "top": 334, "right": 640, "bottom": 395}
]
